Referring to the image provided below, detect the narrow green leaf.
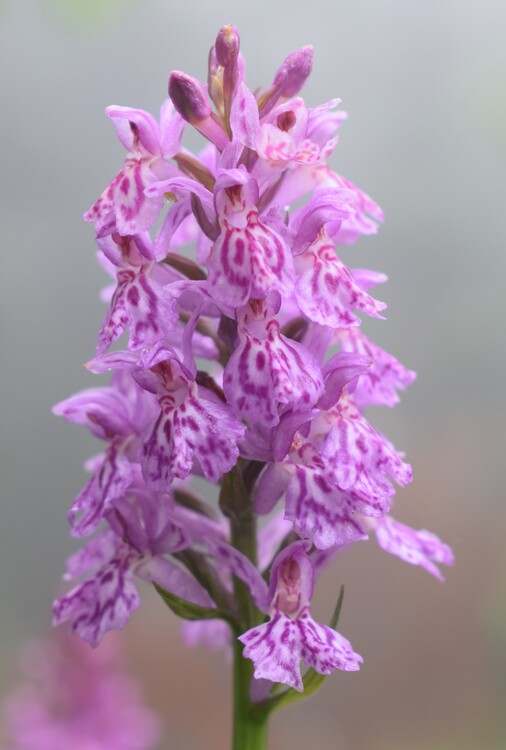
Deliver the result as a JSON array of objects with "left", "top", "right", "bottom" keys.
[
  {"left": 153, "top": 583, "right": 236, "bottom": 626},
  {"left": 253, "top": 668, "right": 327, "bottom": 716},
  {"left": 329, "top": 584, "right": 345, "bottom": 630}
]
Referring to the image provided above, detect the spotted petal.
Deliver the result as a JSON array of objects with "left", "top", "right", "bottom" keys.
[
  {"left": 294, "top": 233, "right": 386, "bottom": 328},
  {"left": 69, "top": 442, "right": 135, "bottom": 537},
  {"left": 97, "top": 267, "right": 178, "bottom": 353},
  {"left": 141, "top": 386, "right": 245, "bottom": 489},
  {"left": 337, "top": 329, "right": 416, "bottom": 408},
  {"left": 53, "top": 547, "right": 140, "bottom": 647},
  {"left": 285, "top": 460, "right": 367, "bottom": 550},
  {"left": 208, "top": 215, "right": 295, "bottom": 307},
  {"left": 321, "top": 398, "right": 412, "bottom": 506},
  {"left": 84, "top": 157, "right": 164, "bottom": 236},
  {"left": 239, "top": 613, "right": 305, "bottom": 690},
  {"left": 239, "top": 610, "right": 361, "bottom": 692},
  {"left": 374, "top": 516, "right": 454, "bottom": 581},
  {"left": 223, "top": 305, "right": 323, "bottom": 428},
  {"left": 298, "top": 610, "right": 362, "bottom": 675}
]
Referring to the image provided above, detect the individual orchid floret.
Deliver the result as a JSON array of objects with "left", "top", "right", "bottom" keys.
[
  {"left": 84, "top": 101, "right": 184, "bottom": 236},
  {"left": 294, "top": 227, "right": 387, "bottom": 328},
  {"left": 307, "top": 99, "right": 348, "bottom": 149},
  {"left": 370, "top": 515, "right": 455, "bottom": 581},
  {"left": 255, "top": 437, "right": 368, "bottom": 551},
  {"left": 316, "top": 393, "right": 413, "bottom": 508},
  {"left": 336, "top": 328, "right": 416, "bottom": 409},
  {"left": 3, "top": 632, "right": 160, "bottom": 750},
  {"left": 326, "top": 169, "right": 385, "bottom": 243},
  {"left": 182, "top": 512, "right": 292, "bottom": 655},
  {"left": 53, "top": 490, "right": 213, "bottom": 646},
  {"left": 53, "top": 372, "right": 157, "bottom": 537},
  {"left": 135, "top": 345, "right": 245, "bottom": 488},
  {"left": 276, "top": 164, "right": 383, "bottom": 245},
  {"left": 255, "top": 97, "right": 337, "bottom": 167},
  {"left": 96, "top": 232, "right": 179, "bottom": 354},
  {"left": 53, "top": 542, "right": 142, "bottom": 648},
  {"left": 207, "top": 168, "right": 295, "bottom": 307},
  {"left": 239, "top": 542, "right": 362, "bottom": 691},
  {"left": 223, "top": 294, "right": 324, "bottom": 428}
]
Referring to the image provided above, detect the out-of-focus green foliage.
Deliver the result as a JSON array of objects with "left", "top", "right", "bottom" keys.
[{"left": 47, "top": 0, "right": 134, "bottom": 26}]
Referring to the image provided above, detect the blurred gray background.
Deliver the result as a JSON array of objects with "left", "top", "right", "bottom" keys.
[{"left": 1, "top": 0, "right": 505, "bottom": 748}]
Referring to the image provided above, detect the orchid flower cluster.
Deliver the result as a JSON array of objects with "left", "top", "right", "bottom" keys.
[{"left": 52, "top": 24, "right": 453, "bottom": 741}]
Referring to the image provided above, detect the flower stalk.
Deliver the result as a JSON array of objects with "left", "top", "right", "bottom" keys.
[{"left": 232, "top": 635, "right": 270, "bottom": 750}]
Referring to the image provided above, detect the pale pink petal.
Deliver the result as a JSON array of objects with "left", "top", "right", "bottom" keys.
[
  {"left": 239, "top": 613, "right": 304, "bottom": 691},
  {"left": 374, "top": 516, "right": 455, "bottom": 581},
  {"left": 135, "top": 555, "right": 215, "bottom": 606},
  {"left": 337, "top": 328, "right": 416, "bottom": 408},
  {"left": 255, "top": 463, "right": 291, "bottom": 515},
  {"left": 285, "top": 461, "right": 366, "bottom": 550},
  {"left": 53, "top": 548, "right": 140, "bottom": 647},
  {"left": 106, "top": 105, "right": 161, "bottom": 154},
  {"left": 321, "top": 398, "right": 412, "bottom": 507},
  {"left": 64, "top": 530, "right": 118, "bottom": 580},
  {"left": 97, "top": 268, "right": 178, "bottom": 353},
  {"left": 298, "top": 610, "right": 362, "bottom": 674},
  {"left": 294, "top": 234, "right": 387, "bottom": 328},
  {"left": 230, "top": 82, "right": 260, "bottom": 148},
  {"left": 207, "top": 539, "right": 269, "bottom": 612},
  {"left": 141, "top": 385, "right": 244, "bottom": 489},
  {"left": 68, "top": 443, "right": 135, "bottom": 537}
]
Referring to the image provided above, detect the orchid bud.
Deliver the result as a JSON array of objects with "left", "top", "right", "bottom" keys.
[
  {"left": 215, "top": 24, "right": 240, "bottom": 67},
  {"left": 169, "top": 70, "right": 228, "bottom": 149},
  {"left": 214, "top": 24, "right": 241, "bottom": 130},
  {"left": 272, "top": 45, "right": 314, "bottom": 97},
  {"left": 168, "top": 70, "right": 211, "bottom": 124}
]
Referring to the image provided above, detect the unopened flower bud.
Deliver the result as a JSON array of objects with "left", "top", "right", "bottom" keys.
[
  {"left": 168, "top": 70, "right": 211, "bottom": 124},
  {"left": 272, "top": 45, "right": 314, "bottom": 97},
  {"left": 215, "top": 24, "right": 240, "bottom": 67},
  {"left": 213, "top": 24, "right": 241, "bottom": 132}
]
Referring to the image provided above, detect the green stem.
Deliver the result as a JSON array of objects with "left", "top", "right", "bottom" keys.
[
  {"left": 232, "top": 635, "right": 269, "bottom": 750},
  {"left": 226, "top": 465, "right": 269, "bottom": 749}
]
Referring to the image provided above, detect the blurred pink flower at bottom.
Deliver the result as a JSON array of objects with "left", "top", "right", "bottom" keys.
[{"left": 3, "top": 631, "right": 160, "bottom": 750}]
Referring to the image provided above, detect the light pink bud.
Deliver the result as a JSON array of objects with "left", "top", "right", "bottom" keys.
[
  {"left": 215, "top": 24, "right": 240, "bottom": 66},
  {"left": 272, "top": 45, "right": 314, "bottom": 97}
]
